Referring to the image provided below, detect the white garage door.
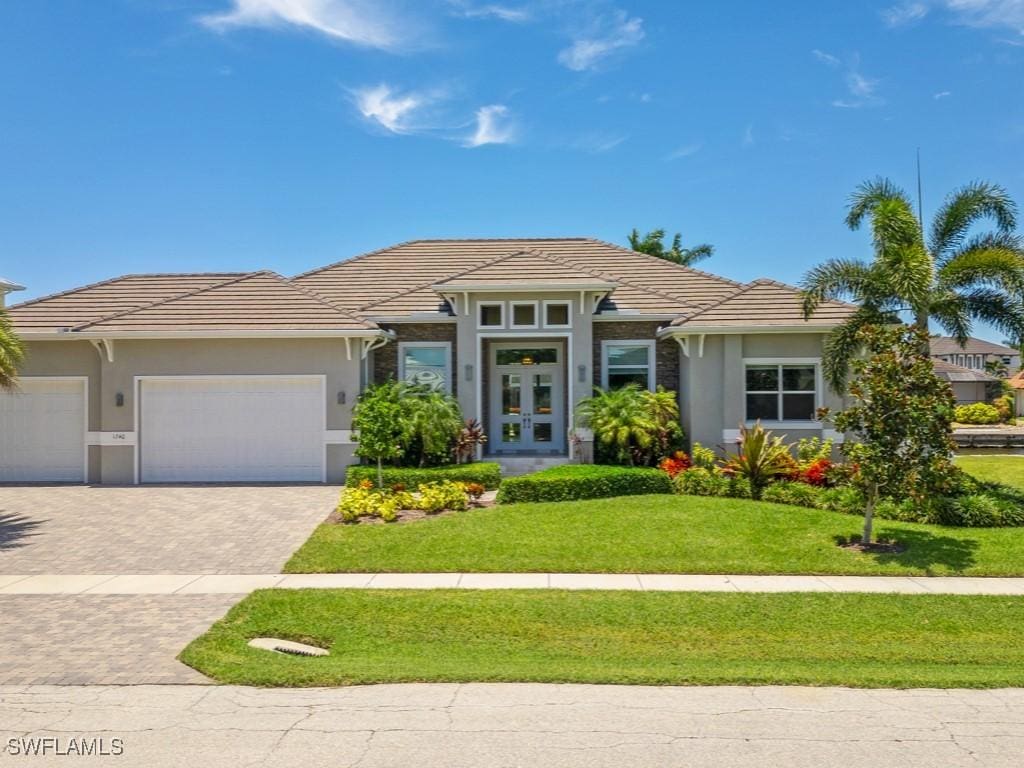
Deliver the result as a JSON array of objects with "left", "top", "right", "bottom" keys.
[
  {"left": 0, "top": 378, "right": 86, "bottom": 482},
  {"left": 140, "top": 377, "right": 325, "bottom": 483}
]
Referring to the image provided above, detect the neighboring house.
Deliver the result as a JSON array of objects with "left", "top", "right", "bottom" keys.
[
  {"left": 930, "top": 336, "right": 1019, "bottom": 375},
  {"left": 1006, "top": 371, "right": 1024, "bottom": 417},
  {"left": 0, "top": 277, "right": 25, "bottom": 307},
  {"left": 932, "top": 359, "right": 1000, "bottom": 405},
  {"left": 0, "top": 238, "right": 856, "bottom": 484}
]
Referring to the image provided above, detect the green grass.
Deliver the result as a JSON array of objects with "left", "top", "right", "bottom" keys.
[
  {"left": 956, "top": 454, "right": 1024, "bottom": 490},
  {"left": 181, "top": 589, "right": 1024, "bottom": 688},
  {"left": 285, "top": 493, "right": 1024, "bottom": 575}
]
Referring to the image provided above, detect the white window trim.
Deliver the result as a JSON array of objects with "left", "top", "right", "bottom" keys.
[
  {"left": 601, "top": 339, "right": 656, "bottom": 391},
  {"left": 542, "top": 300, "right": 572, "bottom": 329},
  {"left": 398, "top": 341, "right": 453, "bottom": 393},
  {"left": 509, "top": 300, "right": 539, "bottom": 330},
  {"left": 743, "top": 357, "right": 822, "bottom": 427},
  {"left": 478, "top": 301, "right": 505, "bottom": 329}
]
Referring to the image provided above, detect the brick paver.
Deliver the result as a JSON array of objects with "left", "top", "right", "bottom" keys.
[
  {"left": 0, "top": 485, "right": 338, "bottom": 574},
  {"left": 0, "top": 595, "right": 237, "bottom": 684}
]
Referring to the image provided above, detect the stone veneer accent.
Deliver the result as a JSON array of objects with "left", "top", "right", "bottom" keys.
[
  {"left": 372, "top": 322, "right": 458, "bottom": 384},
  {"left": 592, "top": 320, "right": 680, "bottom": 394}
]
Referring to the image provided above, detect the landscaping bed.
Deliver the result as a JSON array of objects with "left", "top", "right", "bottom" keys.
[{"left": 181, "top": 589, "right": 1024, "bottom": 688}]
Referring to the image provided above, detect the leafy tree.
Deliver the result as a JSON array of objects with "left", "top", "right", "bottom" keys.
[
  {"left": 984, "top": 358, "right": 1009, "bottom": 378},
  {"left": 801, "top": 178, "right": 1024, "bottom": 390},
  {"left": 0, "top": 308, "right": 24, "bottom": 391},
  {"left": 822, "top": 325, "right": 958, "bottom": 545},
  {"left": 352, "top": 382, "right": 407, "bottom": 487},
  {"left": 627, "top": 228, "right": 714, "bottom": 267}
]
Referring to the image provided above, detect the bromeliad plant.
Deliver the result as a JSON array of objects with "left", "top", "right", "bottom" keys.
[{"left": 723, "top": 421, "right": 797, "bottom": 499}]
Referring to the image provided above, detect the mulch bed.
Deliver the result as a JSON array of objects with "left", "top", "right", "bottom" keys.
[{"left": 326, "top": 498, "right": 495, "bottom": 525}]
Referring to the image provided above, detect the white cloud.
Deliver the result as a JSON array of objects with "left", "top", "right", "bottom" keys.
[
  {"left": 666, "top": 143, "right": 702, "bottom": 160},
  {"left": 813, "top": 51, "right": 883, "bottom": 108},
  {"left": 812, "top": 48, "right": 841, "bottom": 66},
  {"left": 351, "top": 84, "right": 430, "bottom": 133},
  {"left": 570, "top": 132, "right": 627, "bottom": 153},
  {"left": 447, "top": 1, "right": 531, "bottom": 22},
  {"left": 742, "top": 124, "right": 754, "bottom": 147},
  {"left": 465, "top": 104, "right": 516, "bottom": 147},
  {"left": 934, "top": 90, "right": 952, "bottom": 98},
  {"left": 557, "top": 10, "right": 644, "bottom": 71},
  {"left": 199, "top": 0, "right": 408, "bottom": 49},
  {"left": 944, "top": 0, "right": 1024, "bottom": 33},
  {"left": 881, "top": 2, "right": 929, "bottom": 26}
]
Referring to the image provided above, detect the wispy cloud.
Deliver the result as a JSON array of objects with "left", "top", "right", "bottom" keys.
[
  {"left": 881, "top": 2, "right": 929, "bottom": 26},
  {"left": 666, "top": 142, "right": 702, "bottom": 160},
  {"left": 570, "top": 132, "right": 628, "bottom": 153},
  {"left": 557, "top": 9, "right": 644, "bottom": 71},
  {"left": 351, "top": 83, "right": 433, "bottom": 133},
  {"left": 934, "top": 90, "right": 952, "bottom": 99},
  {"left": 811, "top": 48, "right": 841, "bottom": 66},
  {"left": 447, "top": 1, "right": 531, "bottom": 22},
  {"left": 742, "top": 125, "right": 755, "bottom": 147},
  {"left": 813, "top": 51, "right": 883, "bottom": 108},
  {"left": 465, "top": 104, "right": 517, "bottom": 147},
  {"left": 198, "top": 0, "right": 411, "bottom": 50}
]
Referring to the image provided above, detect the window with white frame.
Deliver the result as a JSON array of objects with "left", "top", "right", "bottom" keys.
[
  {"left": 399, "top": 342, "right": 451, "bottom": 392},
  {"left": 543, "top": 301, "right": 571, "bottom": 328},
  {"left": 478, "top": 302, "right": 504, "bottom": 328},
  {"left": 602, "top": 341, "right": 655, "bottom": 390},
  {"left": 510, "top": 301, "right": 538, "bottom": 329},
  {"left": 745, "top": 362, "right": 818, "bottom": 422}
]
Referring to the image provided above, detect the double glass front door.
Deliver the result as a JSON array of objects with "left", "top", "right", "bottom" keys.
[{"left": 490, "top": 346, "right": 564, "bottom": 453}]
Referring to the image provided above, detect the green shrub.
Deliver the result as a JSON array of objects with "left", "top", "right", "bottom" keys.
[
  {"left": 346, "top": 463, "right": 501, "bottom": 490},
  {"left": 816, "top": 486, "right": 865, "bottom": 515},
  {"left": 762, "top": 481, "right": 825, "bottom": 508},
  {"left": 672, "top": 467, "right": 724, "bottom": 496},
  {"left": 689, "top": 442, "right": 717, "bottom": 471},
  {"left": 416, "top": 481, "right": 469, "bottom": 514},
  {"left": 796, "top": 436, "right": 834, "bottom": 463},
  {"left": 954, "top": 402, "right": 1001, "bottom": 425},
  {"left": 338, "top": 487, "right": 404, "bottom": 523},
  {"left": 496, "top": 464, "right": 672, "bottom": 504}
]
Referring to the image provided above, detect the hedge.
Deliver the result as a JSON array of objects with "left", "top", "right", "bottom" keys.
[
  {"left": 345, "top": 462, "right": 502, "bottom": 490},
  {"left": 496, "top": 464, "right": 672, "bottom": 504}
]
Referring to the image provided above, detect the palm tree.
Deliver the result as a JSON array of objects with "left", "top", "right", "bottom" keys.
[
  {"left": 801, "top": 178, "right": 1024, "bottom": 390},
  {"left": 575, "top": 385, "right": 656, "bottom": 465},
  {"left": 628, "top": 228, "right": 714, "bottom": 267},
  {"left": 0, "top": 308, "right": 25, "bottom": 391}
]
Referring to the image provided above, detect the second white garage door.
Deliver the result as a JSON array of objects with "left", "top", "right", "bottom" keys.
[{"left": 139, "top": 376, "right": 325, "bottom": 483}]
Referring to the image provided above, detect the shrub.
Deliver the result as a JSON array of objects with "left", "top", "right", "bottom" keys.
[
  {"left": 799, "top": 458, "right": 833, "bottom": 487},
  {"left": 933, "top": 493, "right": 1024, "bottom": 527},
  {"left": 575, "top": 385, "right": 684, "bottom": 466},
  {"left": 658, "top": 451, "right": 691, "bottom": 478},
  {"left": 671, "top": 468, "right": 751, "bottom": 499},
  {"left": 346, "top": 462, "right": 501, "bottom": 490},
  {"left": 762, "top": 481, "right": 825, "bottom": 508},
  {"left": 689, "top": 442, "right": 717, "bottom": 471},
  {"left": 796, "top": 436, "right": 834, "bottom": 463},
  {"left": 723, "top": 422, "right": 795, "bottom": 498},
  {"left": 338, "top": 487, "right": 404, "bottom": 523},
  {"left": 994, "top": 395, "right": 1014, "bottom": 423},
  {"left": 954, "top": 402, "right": 1001, "bottom": 425},
  {"left": 496, "top": 464, "right": 672, "bottom": 504},
  {"left": 816, "top": 486, "right": 865, "bottom": 515},
  {"left": 416, "top": 481, "right": 469, "bottom": 514}
]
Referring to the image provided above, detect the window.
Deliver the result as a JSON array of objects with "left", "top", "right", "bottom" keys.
[
  {"left": 399, "top": 343, "right": 451, "bottom": 392},
  {"left": 543, "top": 301, "right": 571, "bottom": 328},
  {"left": 602, "top": 341, "right": 654, "bottom": 390},
  {"left": 478, "top": 302, "right": 504, "bottom": 328},
  {"left": 495, "top": 347, "right": 558, "bottom": 365},
  {"left": 510, "top": 301, "right": 538, "bottom": 329},
  {"left": 745, "top": 362, "right": 818, "bottom": 422}
]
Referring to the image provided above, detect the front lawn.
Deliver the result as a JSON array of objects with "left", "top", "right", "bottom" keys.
[
  {"left": 181, "top": 589, "right": 1024, "bottom": 688},
  {"left": 285, "top": 494, "right": 1024, "bottom": 575},
  {"left": 956, "top": 454, "right": 1024, "bottom": 491}
]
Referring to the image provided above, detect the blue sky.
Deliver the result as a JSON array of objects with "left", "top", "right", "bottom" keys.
[{"left": 2, "top": 1, "right": 1023, "bottom": 339}]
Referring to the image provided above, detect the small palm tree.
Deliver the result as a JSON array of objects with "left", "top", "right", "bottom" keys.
[
  {"left": 576, "top": 385, "right": 657, "bottom": 466},
  {"left": 802, "top": 178, "right": 1024, "bottom": 390},
  {"left": 628, "top": 228, "right": 714, "bottom": 267},
  {"left": 0, "top": 308, "right": 25, "bottom": 391},
  {"left": 723, "top": 421, "right": 795, "bottom": 499}
]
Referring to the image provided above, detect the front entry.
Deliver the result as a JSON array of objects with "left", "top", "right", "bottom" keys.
[{"left": 489, "top": 343, "right": 566, "bottom": 454}]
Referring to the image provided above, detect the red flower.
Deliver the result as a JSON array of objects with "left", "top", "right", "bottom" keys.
[{"left": 658, "top": 451, "right": 692, "bottom": 478}]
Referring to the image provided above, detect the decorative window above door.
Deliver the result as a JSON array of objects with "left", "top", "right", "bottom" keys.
[{"left": 495, "top": 347, "right": 559, "bottom": 366}]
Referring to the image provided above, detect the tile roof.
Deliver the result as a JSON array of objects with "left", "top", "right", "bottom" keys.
[
  {"left": 73, "top": 272, "right": 376, "bottom": 333},
  {"left": 7, "top": 273, "right": 249, "bottom": 332},
  {"left": 932, "top": 359, "right": 1001, "bottom": 383},
  {"left": 433, "top": 249, "right": 618, "bottom": 289},
  {"left": 1007, "top": 371, "right": 1024, "bottom": 390},
  {"left": 930, "top": 336, "right": 1018, "bottom": 356},
  {"left": 670, "top": 279, "right": 856, "bottom": 328}
]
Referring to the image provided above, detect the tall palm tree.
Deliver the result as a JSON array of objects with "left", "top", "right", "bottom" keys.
[
  {"left": 628, "top": 228, "right": 714, "bottom": 267},
  {"left": 801, "top": 178, "right": 1024, "bottom": 390},
  {"left": 0, "top": 308, "right": 24, "bottom": 391}
]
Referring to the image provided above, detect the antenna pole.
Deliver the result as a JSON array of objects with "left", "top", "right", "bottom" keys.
[{"left": 916, "top": 147, "right": 924, "bottom": 232}]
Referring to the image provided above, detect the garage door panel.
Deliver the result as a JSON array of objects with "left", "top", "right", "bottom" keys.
[
  {"left": 140, "top": 377, "right": 324, "bottom": 483},
  {"left": 0, "top": 379, "right": 86, "bottom": 482}
]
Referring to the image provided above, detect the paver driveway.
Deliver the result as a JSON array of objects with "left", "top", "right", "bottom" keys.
[
  {"left": 0, "top": 484, "right": 338, "bottom": 684},
  {"left": 0, "top": 485, "right": 338, "bottom": 574}
]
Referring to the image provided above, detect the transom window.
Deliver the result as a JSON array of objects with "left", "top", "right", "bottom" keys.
[
  {"left": 479, "top": 302, "right": 504, "bottom": 328},
  {"left": 543, "top": 301, "right": 571, "bottom": 328},
  {"left": 602, "top": 341, "right": 655, "bottom": 390},
  {"left": 745, "top": 362, "right": 818, "bottom": 422},
  {"left": 495, "top": 347, "right": 558, "bottom": 366},
  {"left": 510, "top": 301, "right": 538, "bottom": 329},
  {"left": 399, "top": 343, "right": 451, "bottom": 392}
]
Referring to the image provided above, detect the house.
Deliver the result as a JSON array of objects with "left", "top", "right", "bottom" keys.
[
  {"left": 1006, "top": 371, "right": 1024, "bottom": 417},
  {"left": 0, "top": 238, "right": 857, "bottom": 484},
  {"left": 930, "top": 336, "right": 1019, "bottom": 375},
  {"left": 932, "top": 359, "right": 1001, "bottom": 405}
]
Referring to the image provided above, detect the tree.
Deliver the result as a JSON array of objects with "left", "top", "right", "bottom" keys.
[
  {"left": 627, "top": 228, "right": 714, "bottom": 267},
  {"left": 0, "top": 308, "right": 25, "bottom": 391},
  {"left": 823, "top": 325, "right": 958, "bottom": 545},
  {"left": 984, "top": 358, "right": 1009, "bottom": 378},
  {"left": 801, "top": 178, "right": 1024, "bottom": 390},
  {"left": 402, "top": 385, "right": 464, "bottom": 467},
  {"left": 352, "top": 383, "right": 407, "bottom": 487},
  {"left": 575, "top": 384, "right": 683, "bottom": 466}
]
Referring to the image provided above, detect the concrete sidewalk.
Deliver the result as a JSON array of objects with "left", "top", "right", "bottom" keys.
[
  {"left": 2, "top": 572, "right": 1024, "bottom": 594},
  {"left": 2, "top": 683, "right": 1022, "bottom": 767}
]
